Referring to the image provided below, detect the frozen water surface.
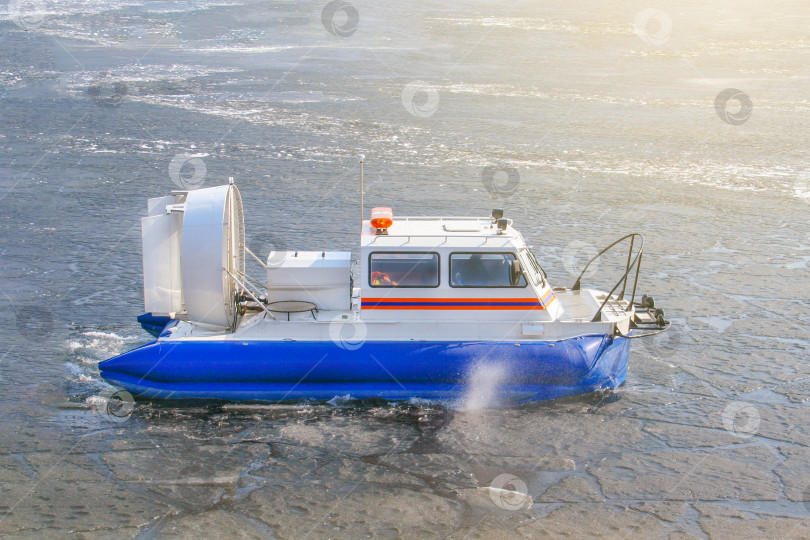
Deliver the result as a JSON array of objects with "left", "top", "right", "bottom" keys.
[{"left": 1, "top": 0, "right": 809, "bottom": 537}]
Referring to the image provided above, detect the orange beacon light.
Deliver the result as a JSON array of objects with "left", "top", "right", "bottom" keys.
[{"left": 370, "top": 207, "right": 393, "bottom": 230}]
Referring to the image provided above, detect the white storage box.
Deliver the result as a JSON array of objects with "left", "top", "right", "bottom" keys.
[{"left": 266, "top": 251, "right": 351, "bottom": 311}]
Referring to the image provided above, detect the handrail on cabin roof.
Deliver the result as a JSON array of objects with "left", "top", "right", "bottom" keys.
[{"left": 367, "top": 233, "right": 517, "bottom": 244}]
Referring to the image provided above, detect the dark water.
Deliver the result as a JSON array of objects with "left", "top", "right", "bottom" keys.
[{"left": 1, "top": 0, "right": 810, "bottom": 537}]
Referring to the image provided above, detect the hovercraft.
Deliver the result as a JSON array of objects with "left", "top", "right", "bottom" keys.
[{"left": 99, "top": 178, "right": 668, "bottom": 402}]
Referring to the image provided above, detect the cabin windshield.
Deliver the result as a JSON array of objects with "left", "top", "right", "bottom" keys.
[
  {"left": 450, "top": 253, "right": 526, "bottom": 287},
  {"left": 523, "top": 248, "right": 547, "bottom": 286},
  {"left": 369, "top": 252, "right": 439, "bottom": 287}
]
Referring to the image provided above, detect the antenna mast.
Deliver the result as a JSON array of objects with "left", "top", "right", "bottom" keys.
[{"left": 359, "top": 154, "right": 365, "bottom": 231}]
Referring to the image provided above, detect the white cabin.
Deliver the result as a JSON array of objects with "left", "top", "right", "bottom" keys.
[{"left": 356, "top": 214, "right": 563, "bottom": 322}]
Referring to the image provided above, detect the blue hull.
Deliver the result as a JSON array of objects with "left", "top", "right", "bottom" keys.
[{"left": 98, "top": 335, "right": 630, "bottom": 403}]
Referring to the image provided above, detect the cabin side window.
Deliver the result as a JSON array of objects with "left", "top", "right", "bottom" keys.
[
  {"left": 450, "top": 252, "right": 527, "bottom": 287},
  {"left": 368, "top": 252, "right": 440, "bottom": 287}
]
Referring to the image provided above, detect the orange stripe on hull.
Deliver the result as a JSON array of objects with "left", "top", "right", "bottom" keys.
[
  {"left": 361, "top": 292, "right": 559, "bottom": 310},
  {"left": 362, "top": 297, "right": 542, "bottom": 303},
  {"left": 362, "top": 305, "right": 547, "bottom": 310}
]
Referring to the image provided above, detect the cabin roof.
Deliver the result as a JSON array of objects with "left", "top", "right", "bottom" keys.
[{"left": 360, "top": 216, "right": 521, "bottom": 249}]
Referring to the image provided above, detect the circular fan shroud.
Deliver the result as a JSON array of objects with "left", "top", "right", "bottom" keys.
[{"left": 180, "top": 184, "right": 245, "bottom": 329}]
